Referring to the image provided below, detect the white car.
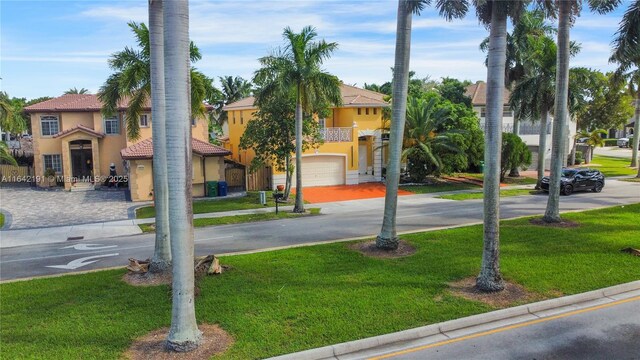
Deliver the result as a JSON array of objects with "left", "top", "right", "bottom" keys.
[{"left": 618, "top": 137, "right": 631, "bottom": 148}]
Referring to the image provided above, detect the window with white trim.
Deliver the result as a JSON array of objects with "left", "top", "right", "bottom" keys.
[
  {"left": 318, "top": 118, "right": 326, "bottom": 129},
  {"left": 480, "top": 107, "right": 486, "bottom": 118},
  {"left": 43, "top": 154, "right": 62, "bottom": 173},
  {"left": 139, "top": 114, "right": 149, "bottom": 127},
  {"left": 40, "top": 115, "right": 59, "bottom": 136},
  {"left": 104, "top": 116, "right": 120, "bottom": 135},
  {"left": 503, "top": 106, "right": 513, "bottom": 117}
]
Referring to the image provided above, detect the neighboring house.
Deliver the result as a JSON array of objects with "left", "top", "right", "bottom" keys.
[
  {"left": 24, "top": 94, "right": 230, "bottom": 201},
  {"left": 465, "top": 81, "right": 577, "bottom": 170},
  {"left": 222, "top": 84, "right": 389, "bottom": 190}
]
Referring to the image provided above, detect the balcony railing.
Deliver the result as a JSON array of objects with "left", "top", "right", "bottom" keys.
[
  {"left": 320, "top": 127, "right": 353, "bottom": 142},
  {"left": 479, "top": 122, "right": 552, "bottom": 135}
]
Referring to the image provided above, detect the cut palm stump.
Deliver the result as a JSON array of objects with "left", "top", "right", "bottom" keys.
[
  {"left": 621, "top": 247, "right": 640, "bottom": 256},
  {"left": 123, "top": 255, "right": 225, "bottom": 286}
]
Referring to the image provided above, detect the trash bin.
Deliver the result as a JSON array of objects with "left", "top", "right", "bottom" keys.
[
  {"left": 206, "top": 181, "right": 218, "bottom": 197},
  {"left": 479, "top": 161, "right": 485, "bottom": 174},
  {"left": 217, "top": 181, "right": 228, "bottom": 197}
]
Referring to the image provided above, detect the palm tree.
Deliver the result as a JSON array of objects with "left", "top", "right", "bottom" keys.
[
  {"left": 401, "top": 97, "right": 461, "bottom": 178},
  {"left": 377, "top": 0, "right": 426, "bottom": 250},
  {"left": 481, "top": 9, "right": 554, "bottom": 177},
  {"left": 576, "top": 129, "right": 607, "bottom": 163},
  {"left": 253, "top": 26, "right": 342, "bottom": 213},
  {"left": 64, "top": 87, "right": 89, "bottom": 94},
  {"left": 98, "top": 22, "right": 214, "bottom": 141},
  {"left": 474, "top": 1, "right": 528, "bottom": 292},
  {"left": 610, "top": 0, "right": 639, "bottom": 170},
  {"left": 543, "top": 0, "right": 620, "bottom": 223},
  {"left": 147, "top": 0, "right": 170, "bottom": 274},
  {"left": 163, "top": 0, "right": 201, "bottom": 352},
  {"left": 0, "top": 92, "right": 27, "bottom": 142},
  {"left": 0, "top": 141, "right": 17, "bottom": 166},
  {"left": 213, "top": 76, "right": 252, "bottom": 123}
]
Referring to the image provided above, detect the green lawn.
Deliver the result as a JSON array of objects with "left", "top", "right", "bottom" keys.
[
  {"left": 139, "top": 209, "right": 321, "bottom": 233},
  {"left": 0, "top": 212, "right": 4, "bottom": 227},
  {"left": 438, "top": 189, "right": 540, "bottom": 201},
  {"left": 402, "top": 182, "right": 479, "bottom": 194},
  {"left": 589, "top": 155, "right": 637, "bottom": 177},
  {"left": 2, "top": 204, "right": 639, "bottom": 359},
  {"left": 136, "top": 192, "right": 277, "bottom": 219}
]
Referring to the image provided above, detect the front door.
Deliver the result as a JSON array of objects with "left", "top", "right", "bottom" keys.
[
  {"left": 358, "top": 144, "right": 367, "bottom": 174},
  {"left": 71, "top": 149, "right": 93, "bottom": 179}
]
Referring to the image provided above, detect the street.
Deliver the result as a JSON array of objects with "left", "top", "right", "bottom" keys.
[
  {"left": 1, "top": 179, "right": 639, "bottom": 281},
  {"left": 370, "top": 296, "right": 640, "bottom": 360}
]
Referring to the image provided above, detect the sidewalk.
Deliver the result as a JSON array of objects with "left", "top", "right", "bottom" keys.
[
  {"left": 268, "top": 281, "right": 640, "bottom": 360},
  {"left": 0, "top": 183, "right": 534, "bottom": 249}
]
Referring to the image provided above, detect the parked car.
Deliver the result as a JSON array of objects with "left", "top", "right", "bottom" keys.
[
  {"left": 618, "top": 136, "right": 639, "bottom": 149},
  {"left": 538, "top": 168, "right": 605, "bottom": 195}
]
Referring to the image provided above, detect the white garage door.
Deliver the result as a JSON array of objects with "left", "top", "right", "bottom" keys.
[{"left": 297, "top": 155, "right": 345, "bottom": 187}]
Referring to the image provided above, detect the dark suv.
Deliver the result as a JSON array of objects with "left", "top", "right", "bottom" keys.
[{"left": 538, "top": 168, "right": 605, "bottom": 195}]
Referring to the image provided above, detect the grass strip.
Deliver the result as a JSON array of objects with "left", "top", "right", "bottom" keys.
[
  {"left": 139, "top": 208, "right": 321, "bottom": 233},
  {"left": 136, "top": 192, "right": 277, "bottom": 219},
  {"left": 2, "top": 204, "right": 639, "bottom": 359},
  {"left": 589, "top": 155, "right": 636, "bottom": 177},
  {"left": 438, "top": 189, "right": 540, "bottom": 201}
]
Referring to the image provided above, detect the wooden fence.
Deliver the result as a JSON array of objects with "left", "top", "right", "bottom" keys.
[
  {"left": 247, "top": 166, "right": 272, "bottom": 191},
  {"left": 0, "top": 165, "right": 33, "bottom": 183}
]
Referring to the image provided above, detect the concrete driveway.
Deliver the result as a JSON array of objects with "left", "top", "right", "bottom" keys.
[
  {"left": 0, "top": 185, "right": 137, "bottom": 229},
  {"left": 594, "top": 146, "right": 633, "bottom": 159}
]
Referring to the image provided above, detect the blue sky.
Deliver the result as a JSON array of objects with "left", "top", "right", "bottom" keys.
[{"left": 0, "top": 0, "right": 628, "bottom": 100}]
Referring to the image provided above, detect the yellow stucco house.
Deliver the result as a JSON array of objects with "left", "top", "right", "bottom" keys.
[
  {"left": 222, "top": 84, "right": 389, "bottom": 190},
  {"left": 24, "top": 94, "right": 230, "bottom": 201}
]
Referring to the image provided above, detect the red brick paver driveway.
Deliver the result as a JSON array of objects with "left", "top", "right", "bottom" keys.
[{"left": 298, "top": 183, "right": 413, "bottom": 203}]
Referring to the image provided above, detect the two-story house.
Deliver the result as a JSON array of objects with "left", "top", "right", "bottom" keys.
[
  {"left": 222, "top": 84, "right": 389, "bottom": 190},
  {"left": 465, "top": 81, "right": 577, "bottom": 169},
  {"left": 24, "top": 94, "right": 230, "bottom": 201}
]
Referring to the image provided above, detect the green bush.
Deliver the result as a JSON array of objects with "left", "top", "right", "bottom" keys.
[
  {"left": 603, "top": 138, "right": 618, "bottom": 147},
  {"left": 501, "top": 133, "right": 531, "bottom": 181},
  {"left": 574, "top": 150, "right": 584, "bottom": 165}
]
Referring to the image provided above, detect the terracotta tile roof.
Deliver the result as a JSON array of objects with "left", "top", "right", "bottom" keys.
[
  {"left": 222, "top": 84, "right": 389, "bottom": 111},
  {"left": 120, "top": 138, "right": 231, "bottom": 160},
  {"left": 52, "top": 124, "right": 105, "bottom": 139},
  {"left": 464, "top": 81, "right": 511, "bottom": 106},
  {"left": 24, "top": 94, "right": 213, "bottom": 113}
]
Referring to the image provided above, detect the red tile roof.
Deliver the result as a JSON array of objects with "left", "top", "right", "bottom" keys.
[
  {"left": 464, "top": 81, "right": 511, "bottom": 106},
  {"left": 24, "top": 94, "right": 213, "bottom": 113},
  {"left": 222, "top": 84, "right": 389, "bottom": 111},
  {"left": 120, "top": 138, "right": 231, "bottom": 160},
  {"left": 52, "top": 124, "right": 105, "bottom": 139}
]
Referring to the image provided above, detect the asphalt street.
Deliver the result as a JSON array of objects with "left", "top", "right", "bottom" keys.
[
  {"left": 373, "top": 296, "right": 640, "bottom": 360},
  {"left": 1, "top": 179, "right": 639, "bottom": 281}
]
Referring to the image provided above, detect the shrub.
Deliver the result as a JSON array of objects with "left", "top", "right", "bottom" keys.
[
  {"left": 574, "top": 150, "right": 584, "bottom": 165},
  {"left": 603, "top": 138, "right": 618, "bottom": 147},
  {"left": 501, "top": 133, "right": 531, "bottom": 181}
]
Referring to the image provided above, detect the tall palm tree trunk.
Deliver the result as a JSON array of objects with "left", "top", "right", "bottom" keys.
[
  {"left": 377, "top": 0, "right": 412, "bottom": 250},
  {"left": 477, "top": 4, "right": 507, "bottom": 292},
  {"left": 293, "top": 99, "right": 304, "bottom": 213},
  {"left": 164, "top": 0, "right": 201, "bottom": 351},
  {"left": 148, "top": 0, "right": 171, "bottom": 273},
  {"left": 544, "top": 0, "right": 571, "bottom": 223},
  {"left": 536, "top": 108, "right": 549, "bottom": 182},
  {"left": 631, "top": 96, "right": 640, "bottom": 168}
]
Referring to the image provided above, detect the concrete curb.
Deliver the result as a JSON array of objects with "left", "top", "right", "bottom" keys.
[{"left": 267, "top": 281, "right": 640, "bottom": 360}]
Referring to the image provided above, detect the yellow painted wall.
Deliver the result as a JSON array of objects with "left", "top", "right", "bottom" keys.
[
  {"left": 128, "top": 156, "right": 225, "bottom": 201},
  {"left": 31, "top": 113, "right": 63, "bottom": 185},
  {"left": 225, "top": 106, "right": 385, "bottom": 176},
  {"left": 128, "top": 159, "right": 154, "bottom": 201}
]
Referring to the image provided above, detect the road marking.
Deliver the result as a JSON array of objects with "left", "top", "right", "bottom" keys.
[
  {"left": 62, "top": 244, "right": 118, "bottom": 251},
  {"left": 368, "top": 296, "right": 640, "bottom": 360},
  {"left": 46, "top": 253, "right": 120, "bottom": 270}
]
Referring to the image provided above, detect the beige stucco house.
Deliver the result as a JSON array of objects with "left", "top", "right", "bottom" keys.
[
  {"left": 465, "top": 81, "right": 577, "bottom": 170},
  {"left": 24, "top": 94, "right": 230, "bottom": 201}
]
